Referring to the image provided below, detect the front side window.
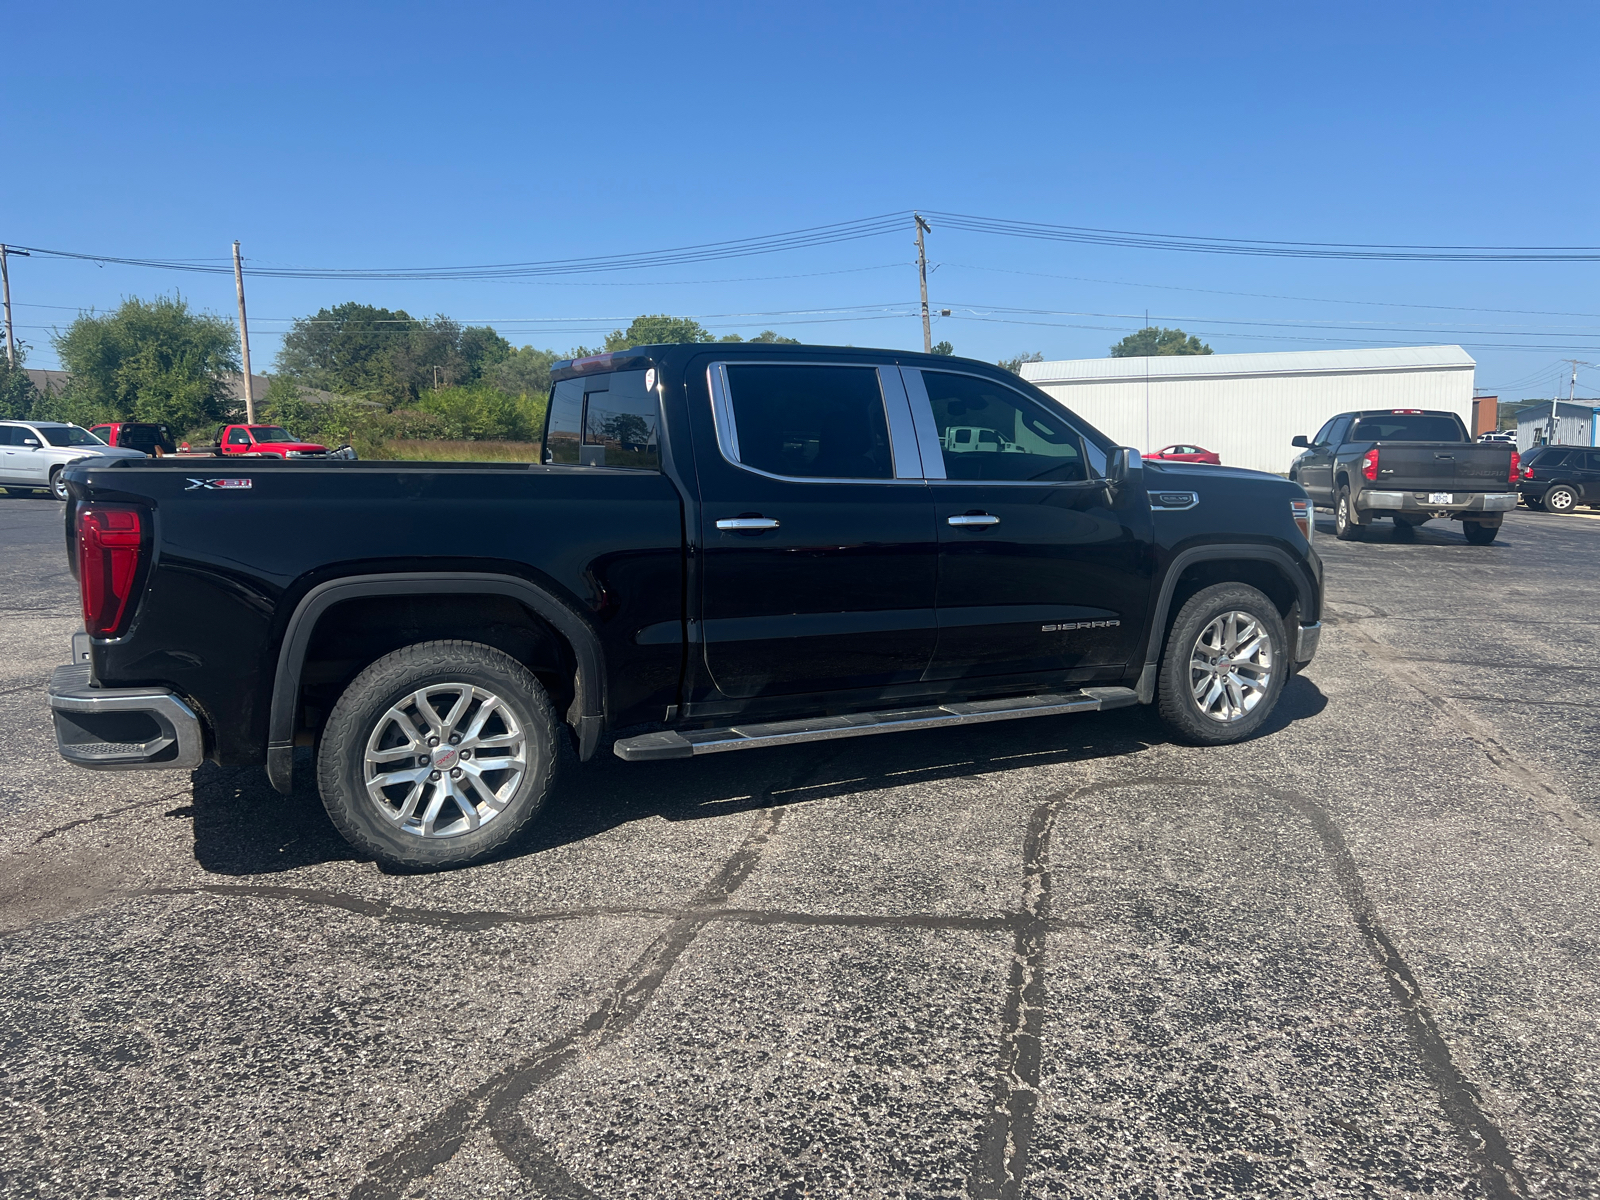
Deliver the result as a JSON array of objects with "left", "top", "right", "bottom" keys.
[
  {"left": 544, "top": 369, "right": 660, "bottom": 471},
  {"left": 722, "top": 365, "right": 892, "bottom": 480},
  {"left": 226, "top": 428, "right": 252, "bottom": 445},
  {"left": 39, "top": 425, "right": 102, "bottom": 447},
  {"left": 922, "top": 371, "right": 1086, "bottom": 483}
]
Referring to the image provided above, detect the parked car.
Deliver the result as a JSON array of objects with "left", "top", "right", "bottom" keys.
[
  {"left": 0, "top": 421, "right": 146, "bottom": 500},
  {"left": 1477, "top": 430, "right": 1517, "bottom": 444},
  {"left": 1289, "top": 408, "right": 1519, "bottom": 544},
  {"left": 49, "top": 343, "right": 1323, "bottom": 869},
  {"left": 196, "top": 424, "right": 332, "bottom": 459},
  {"left": 1518, "top": 445, "right": 1600, "bottom": 513},
  {"left": 1147, "top": 444, "right": 1222, "bottom": 465},
  {"left": 88, "top": 421, "right": 177, "bottom": 457}
]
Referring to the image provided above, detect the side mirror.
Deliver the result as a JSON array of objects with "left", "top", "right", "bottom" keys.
[
  {"left": 1105, "top": 447, "right": 1143, "bottom": 493},
  {"left": 1291, "top": 435, "right": 1310, "bottom": 448},
  {"left": 22, "top": 438, "right": 40, "bottom": 448}
]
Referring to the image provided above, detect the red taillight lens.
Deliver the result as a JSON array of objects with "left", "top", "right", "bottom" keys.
[
  {"left": 1361, "top": 448, "right": 1379, "bottom": 482},
  {"left": 77, "top": 507, "right": 144, "bottom": 637},
  {"left": 1509, "top": 449, "right": 1520, "bottom": 484}
]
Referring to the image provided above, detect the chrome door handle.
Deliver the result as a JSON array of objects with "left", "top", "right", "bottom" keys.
[
  {"left": 716, "top": 517, "right": 780, "bottom": 531},
  {"left": 947, "top": 514, "right": 1000, "bottom": 526}
]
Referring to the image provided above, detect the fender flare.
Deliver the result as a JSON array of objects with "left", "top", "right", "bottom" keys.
[
  {"left": 266, "top": 572, "right": 606, "bottom": 794},
  {"left": 1136, "top": 544, "right": 1317, "bottom": 702}
]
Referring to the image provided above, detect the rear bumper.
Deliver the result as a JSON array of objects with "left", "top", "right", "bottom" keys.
[
  {"left": 1295, "top": 621, "right": 1321, "bottom": 668},
  {"left": 49, "top": 661, "right": 204, "bottom": 771},
  {"left": 1356, "top": 490, "right": 1517, "bottom": 515}
]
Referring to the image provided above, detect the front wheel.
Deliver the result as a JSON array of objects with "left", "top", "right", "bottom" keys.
[
  {"left": 316, "top": 640, "right": 562, "bottom": 870},
  {"left": 1334, "top": 485, "right": 1360, "bottom": 540},
  {"left": 1157, "top": 583, "right": 1289, "bottom": 745},
  {"left": 49, "top": 467, "right": 68, "bottom": 501},
  {"left": 1545, "top": 485, "right": 1578, "bottom": 514}
]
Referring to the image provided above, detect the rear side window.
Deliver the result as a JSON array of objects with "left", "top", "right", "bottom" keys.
[
  {"left": 0, "top": 426, "right": 16, "bottom": 446},
  {"left": 543, "top": 369, "right": 660, "bottom": 471},
  {"left": 722, "top": 365, "right": 893, "bottom": 480},
  {"left": 1534, "top": 449, "right": 1571, "bottom": 467},
  {"left": 922, "top": 370, "right": 1087, "bottom": 482},
  {"left": 1349, "top": 415, "right": 1465, "bottom": 442}
]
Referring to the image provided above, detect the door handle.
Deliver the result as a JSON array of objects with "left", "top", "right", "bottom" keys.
[
  {"left": 947, "top": 513, "right": 1000, "bottom": 527},
  {"left": 716, "top": 517, "right": 780, "bottom": 531}
]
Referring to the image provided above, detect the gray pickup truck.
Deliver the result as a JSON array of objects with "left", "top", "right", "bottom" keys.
[{"left": 1289, "top": 408, "right": 1519, "bottom": 544}]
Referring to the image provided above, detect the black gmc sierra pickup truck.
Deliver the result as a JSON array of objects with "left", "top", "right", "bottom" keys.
[
  {"left": 1289, "top": 408, "right": 1519, "bottom": 543},
  {"left": 50, "top": 343, "right": 1323, "bottom": 868}
]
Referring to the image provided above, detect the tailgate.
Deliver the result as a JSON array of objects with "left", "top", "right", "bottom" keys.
[{"left": 1373, "top": 442, "right": 1512, "bottom": 493}]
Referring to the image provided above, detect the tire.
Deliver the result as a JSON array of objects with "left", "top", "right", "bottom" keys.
[
  {"left": 1392, "top": 517, "right": 1416, "bottom": 540},
  {"left": 1157, "top": 583, "right": 1289, "bottom": 746},
  {"left": 49, "top": 467, "right": 68, "bottom": 502},
  {"left": 316, "top": 640, "right": 562, "bottom": 870},
  {"left": 1524, "top": 497, "right": 1545, "bottom": 511},
  {"left": 1463, "top": 522, "right": 1499, "bottom": 545},
  {"left": 1545, "top": 485, "right": 1578, "bottom": 514},
  {"left": 1334, "top": 484, "right": 1360, "bottom": 540}
]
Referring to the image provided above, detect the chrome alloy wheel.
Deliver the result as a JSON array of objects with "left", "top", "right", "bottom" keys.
[
  {"left": 362, "top": 683, "right": 526, "bottom": 839},
  {"left": 1189, "top": 611, "right": 1275, "bottom": 723}
]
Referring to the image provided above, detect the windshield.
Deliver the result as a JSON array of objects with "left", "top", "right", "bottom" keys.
[
  {"left": 1349, "top": 415, "right": 1465, "bottom": 442},
  {"left": 246, "top": 426, "right": 297, "bottom": 443},
  {"left": 38, "top": 425, "right": 106, "bottom": 447}
]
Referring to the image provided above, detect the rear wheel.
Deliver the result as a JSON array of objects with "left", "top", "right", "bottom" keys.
[
  {"left": 1546, "top": 485, "right": 1578, "bottom": 514},
  {"left": 49, "top": 467, "right": 68, "bottom": 501},
  {"left": 1392, "top": 517, "right": 1416, "bottom": 540},
  {"left": 1463, "top": 522, "right": 1499, "bottom": 545},
  {"left": 1334, "top": 485, "right": 1360, "bottom": 540},
  {"left": 1524, "top": 496, "right": 1546, "bottom": 511},
  {"left": 1157, "top": 583, "right": 1288, "bottom": 745},
  {"left": 316, "top": 640, "right": 561, "bottom": 870}
]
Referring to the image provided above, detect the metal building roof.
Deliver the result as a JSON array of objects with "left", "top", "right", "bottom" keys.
[{"left": 1021, "top": 344, "right": 1476, "bottom": 385}]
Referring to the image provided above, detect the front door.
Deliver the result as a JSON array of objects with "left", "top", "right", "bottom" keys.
[
  {"left": 906, "top": 367, "right": 1154, "bottom": 683},
  {"left": 1296, "top": 416, "right": 1346, "bottom": 504},
  {"left": 689, "top": 357, "right": 937, "bottom": 700}
]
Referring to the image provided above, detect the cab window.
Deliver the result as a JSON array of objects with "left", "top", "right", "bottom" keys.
[
  {"left": 226, "top": 428, "right": 252, "bottom": 446},
  {"left": 922, "top": 370, "right": 1086, "bottom": 482},
  {"left": 722, "top": 364, "right": 893, "bottom": 480},
  {"left": 543, "top": 369, "right": 660, "bottom": 470}
]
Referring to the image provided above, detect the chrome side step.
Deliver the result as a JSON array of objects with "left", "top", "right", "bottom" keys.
[{"left": 613, "top": 686, "right": 1140, "bottom": 762}]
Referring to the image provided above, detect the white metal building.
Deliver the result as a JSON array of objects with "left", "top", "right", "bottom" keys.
[
  {"left": 1512, "top": 400, "right": 1600, "bottom": 453},
  {"left": 1020, "top": 345, "right": 1477, "bottom": 475}
]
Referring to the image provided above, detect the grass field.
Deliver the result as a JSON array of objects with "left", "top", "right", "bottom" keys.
[{"left": 376, "top": 439, "right": 542, "bottom": 462}]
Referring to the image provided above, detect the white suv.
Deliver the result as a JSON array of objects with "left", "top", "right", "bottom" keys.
[{"left": 0, "top": 421, "right": 147, "bottom": 500}]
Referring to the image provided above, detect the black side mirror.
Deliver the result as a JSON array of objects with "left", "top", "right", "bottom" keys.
[
  {"left": 1105, "top": 447, "right": 1143, "bottom": 497},
  {"left": 1291, "top": 435, "right": 1310, "bottom": 448}
]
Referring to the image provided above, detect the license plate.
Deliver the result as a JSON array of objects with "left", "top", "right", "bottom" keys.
[{"left": 1428, "top": 492, "right": 1455, "bottom": 504}]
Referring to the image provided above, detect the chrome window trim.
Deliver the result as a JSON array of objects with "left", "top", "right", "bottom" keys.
[
  {"left": 901, "top": 364, "right": 1109, "bottom": 484},
  {"left": 705, "top": 361, "right": 924, "bottom": 486}
]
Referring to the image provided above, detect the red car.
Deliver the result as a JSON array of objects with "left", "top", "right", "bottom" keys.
[
  {"left": 1147, "top": 444, "right": 1222, "bottom": 465},
  {"left": 88, "top": 421, "right": 178, "bottom": 457},
  {"left": 210, "top": 424, "right": 330, "bottom": 459}
]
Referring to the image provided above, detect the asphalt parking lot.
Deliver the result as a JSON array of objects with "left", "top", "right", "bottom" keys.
[{"left": 2, "top": 496, "right": 1598, "bottom": 1200}]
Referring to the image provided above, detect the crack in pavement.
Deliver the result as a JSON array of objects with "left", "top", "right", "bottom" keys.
[
  {"left": 30, "top": 792, "right": 192, "bottom": 845},
  {"left": 346, "top": 791, "right": 796, "bottom": 1199},
  {"left": 1281, "top": 787, "right": 1530, "bottom": 1200}
]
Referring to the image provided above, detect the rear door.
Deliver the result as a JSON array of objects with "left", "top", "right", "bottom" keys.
[
  {"left": 1578, "top": 450, "right": 1600, "bottom": 500},
  {"left": 907, "top": 366, "right": 1154, "bottom": 681},
  {"left": 688, "top": 356, "right": 937, "bottom": 700}
]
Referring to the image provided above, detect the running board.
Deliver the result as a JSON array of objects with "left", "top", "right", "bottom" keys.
[{"left": 612, "top": 686, "right": 1140, "bottom": 762}]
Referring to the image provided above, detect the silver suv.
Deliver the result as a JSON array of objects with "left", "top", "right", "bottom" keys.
[{"left": 0, "top": 421, "right": 147, "bottom": 500}]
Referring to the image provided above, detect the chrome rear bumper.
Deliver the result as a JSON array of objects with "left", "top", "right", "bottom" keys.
[{"left": 49, "top": 661, "right": 204, "bottom": 770}]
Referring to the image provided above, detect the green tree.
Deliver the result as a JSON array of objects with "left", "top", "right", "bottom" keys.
[
  {"left": 999, "top": 352, "right": 1043, "bottom": 374},
  {"left": 51, "top": 294, "right": 239, "bottom": 429},
  {"left": 1109, "top": 326, "right": 1212, "bottom": 357},
  {"left": 0, "top": 344, "right": 37, "bottom": 420},
  {"left": 750, "top": 330, "right": 800, "bottom": 344},
  {"left": 488, "top": 346, "right": 562, "bottom": 398},
  {"left": 931, "top": 340, "right": 954, "bottom": 356},
  {"left": 276, "top": 302, "right": 415, "bottom": 401},
  {"left": 603, "top": 315, "right": 714, "bottom": 351}
]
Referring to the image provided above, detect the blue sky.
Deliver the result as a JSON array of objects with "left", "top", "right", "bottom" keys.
[{"left": 6, "top": 1, "right": 1600, "bottom": 401}]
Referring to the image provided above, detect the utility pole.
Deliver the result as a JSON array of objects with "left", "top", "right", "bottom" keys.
[
  {"left": 914, "top": 213, "right": 932, "bottom": 354},
  {"left": 0, "top": 244, "right": 29, "bottom": 368},
  {"left": 1554, "top": 359, "right": 1584, "bottom": 446},
  {"left": 232, "top": 240, "right": 256, "bottom": 423}
]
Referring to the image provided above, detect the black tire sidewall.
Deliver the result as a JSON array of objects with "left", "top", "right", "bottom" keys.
[
  {"left": 317, "top": 641, "right": 559, "bottom": 870},
  {"left": 1547, "top": 486, "right": 1577, "bottom": 512},
  {"left": 1334, "top": 486, "right": 1358, "bottom": 540},
  {"left": 1157, "top": 583, "right": 1289, "bottom": 745},
  {"left": 50, "top": 468, "right": 67, "bottom": 501}
]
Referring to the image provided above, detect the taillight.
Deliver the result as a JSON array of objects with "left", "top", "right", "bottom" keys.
[
  {"left": 1522, "top": 465, "right": 1535, "bottom": 479},
  {"left": 77, "top": 506, "right": 145, "bottom": 637},
  {"left": 1361, "top": 448, "right": 1379, "bottom": 482},
  {"left": 1509, "top": 449, "right": 1520, "bottom": 484},
  {"left": 1290, "top": 497, "right": 1313, "bottom": 542}
]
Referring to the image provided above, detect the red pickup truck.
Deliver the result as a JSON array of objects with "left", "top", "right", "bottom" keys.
[{"left": 198, "top": 424, "right": 332, "bottom": 459}]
